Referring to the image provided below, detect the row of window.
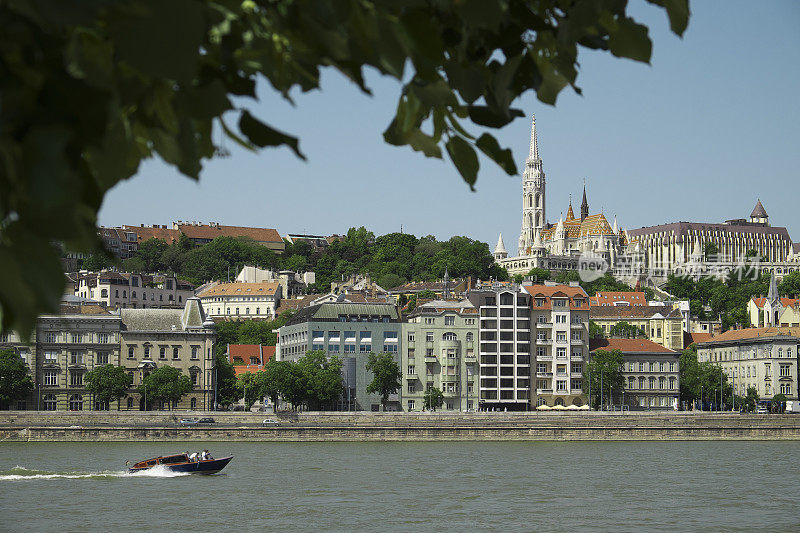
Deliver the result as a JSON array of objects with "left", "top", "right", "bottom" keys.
[
  {"left": 626, "top": 376, "right": 678, "bottom": 390},
  {"left": 626, "top": 361, "right": 678, "bottom": 373},
  {"left": 711, "top": 347, "right": 795, "bottom": 362},
  {"left": 42, "top": 332, "right": 115, "bottom": 344},
  {"left": 127, "top": 345, "right": 201, "bottom": 360},
  {"left": 42, "top": 350, "right": 112, "bottom": 365}
]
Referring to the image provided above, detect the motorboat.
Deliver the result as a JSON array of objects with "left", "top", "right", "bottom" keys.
[{"left": 127, "top": 453, "right": 232, "bottom": 474}]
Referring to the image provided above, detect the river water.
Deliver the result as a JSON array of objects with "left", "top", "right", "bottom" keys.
[{"left": 1, "top": 441, "right": 798, "bottom": 532}]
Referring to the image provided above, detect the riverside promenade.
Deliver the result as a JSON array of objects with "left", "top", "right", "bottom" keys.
[{"left": 1, "top": 411, "right": 799, "bottom": 441}]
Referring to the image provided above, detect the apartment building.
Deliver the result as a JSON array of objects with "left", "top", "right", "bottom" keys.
[
  {"left": 120, "top": 298, "right": 216, "bottom": 411},
  {"left": 525, "top": 283, "right": 590, "bottom": 407},
  {"left": 590, "top": 338, "right": 680, "bottom": 410},
  {"left": 467, "top": 284, "right": 533, "bottom": 410},
  {"left": 76, "top": 271, "right": 195, "bottom": 310},
  {"left": 37, "top": 303, "right": 122, "bottom": 411},
  {"left": 696, "top": 327, "right": 799, "bottom": 401},
  {"left": 277, "top": 302, "right": 402, "bottom": 410},
  {"left": 402, "top": 299, "right": 479, "bottom": 411},
  {"left": 198, "top": 282, "right": 282, "bottom": 320}
]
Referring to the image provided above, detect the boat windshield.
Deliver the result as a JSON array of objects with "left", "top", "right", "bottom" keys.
[{"left": 159, "top": 454, "right": 188, "bottom": 464}]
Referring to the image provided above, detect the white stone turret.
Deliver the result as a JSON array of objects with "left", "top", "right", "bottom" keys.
[
  {"left": 612, "top": 215, "right": 618, "bottom": 234},
  {"left": 518, "top": 115, "right": 546, "bottom": 256},
  {"left": 494, "top": 234, "right": 508, "bottom": 260}
]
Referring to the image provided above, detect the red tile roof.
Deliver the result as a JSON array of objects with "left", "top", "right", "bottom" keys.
[
  {"left": 697, "top": 327, "right": 800, "bottom": 344},
  {"left": 122, "top": 225, "right": 180, "bottom": 244},
  {"left": 177, "top": 224, "right": 282, "bottom": 244},
  {"left": 590, "top": 291, "right": 648, "bottom": 306},
  {"left": 590, "top": 338, "right": 677, "bottom": 353},
  {"left": 198, "top": 282, "right": 280, "bottom": 298},
  {"left": 228, "top": 344, "right": 275, "bottom": 368},
  {"left": 683, "top": 332, "right": 712, "bottom": 346},
  {"left": 523, "top": 284, "right": 589, "bottom": 310},
  {"left": 750, "top": 297, "right": 800, "bottom": 309}
]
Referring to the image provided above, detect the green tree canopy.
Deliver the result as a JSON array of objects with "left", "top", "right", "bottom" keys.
[
  {"left": 589, "top": 320, "right": 605, "bottom": 340},
  {"left": 0, "top": 349, "right": 33, "bottom": 409},
  {"left": 778, "top": 272, "right": 800, "bottom": 298},
  {"left": 585, "top": 349, "right": 625, "bottom": 409},
  {"left": 261, "top": 359, "right": 292, "bottom": 413},
  {"left": 423, "top": 386, "right": 444, "bottom": 411},
  {"left": 609, "top": 321, "right": 646, "bottom": 339},
  {"left": 0, "top": 0, "right": 689, "bottom": 337},
  {"left": 297, "top": 350, "right": 343, "bottom": 410},
  {"left": 138, "top": 366, "right": 192, "bottom": 410},
  {"left": 236, "top": 371, "right": 268, "bottom": 410},
  {"left": 85, "top": 364, "right": 132, "bottom": 409},
  {"left": 678, "top": 344, "right": 732, "bottom": 409},
  {"left": 527, "top": 268, "right": 551, "bottom": 283},
  {"left": 213, "top": 351, "right": 240, "bottom": 408},
  {"left": 365, "top": 352, "right": 401, "bottom": 411}
]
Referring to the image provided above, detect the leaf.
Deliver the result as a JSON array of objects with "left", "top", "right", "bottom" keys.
[
  {"left": 467, "top": 105, "right": 524, "bottom": 128},
  {"left": 179, "top": 80, "right": 232, "bottom": 120},
  {"left": 107, "top": 0, "right": 204, "bottom": 84},
  {"left": 646, "top": 0, "right": 690, "bottom": 37},
  {"left": 238, "top": 111, "right": 305, "bottom": 160},
  {"left": 476, "top": 133, "right": 517, "bottom": 175},
  {"left": 446, "top": 135, "right": 479, "bottom": 190},
  {"left": 608, "top": 17, "right": 652, "bottom": 63},
  {"left": 410, "top": 78, "right": 457, "bottom": 107}
]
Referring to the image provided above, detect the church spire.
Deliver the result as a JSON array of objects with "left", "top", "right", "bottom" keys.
[
  {"left": 529, "top": 114, "right": 539, "bottom": 161},
  {"left": 767, "top": 270, "right": 778, "bottom": 304},
  {"left": 566, "top": 195, "right": 575, "bottom": 221},
  {"left": 580, "top": 181, "right": 589, "bottom": 222}
]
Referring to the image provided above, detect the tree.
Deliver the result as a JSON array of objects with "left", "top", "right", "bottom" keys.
[
  {"left": 213, "top": 352, "right": 240, "bottom": 408},
  {"left": 779, "top": 272, "right": 800, "bottom": 298},
  {"left": 236, "top": 371, "right": 268, "bottom": 410},
  {"left": 585, "top": 349, "right": 625, "bottom": 409},
  {"left": 136, "top": 238, "right": 169, "bottom": 272},
  {"left": 742, "top": 386, "right": 759, "bottom": 412},
  {"left": 589, "top": 321, "right": 605, "bottom": 340},
  {"left": 0, "top": 0, "right": 689, "bottom": 338},
  {"left": 262, "top": 359, "right": 291, "bottom": 413},
  {"left": 297, "top": 351, "right": 343, "bottom": 410},
  {"left": 0, "top": 349, "right": 33, "bottom": 410},
  {"left": 771, "top": 393, "right": 787, "bottom": 413},
  {"left": 138, "top": 366, "right": 192, "bottom": 410},
  {"left": 703, "top": 242, "right": 719, "bottom": 261},
  {"left": 423, "top": 386, "right": 444, "bottom": 411},
  {"left": 527, "top": 268, "right": 551, "bottom": 283},
  {"left": 85, "top": 364, "right": 132, "bottom": 410},
  {"left": 609, "top": 321, "right": 646, "bottom": 339},
  {"left": 365, "top": 352, "right": 401, "bottom": 411}
]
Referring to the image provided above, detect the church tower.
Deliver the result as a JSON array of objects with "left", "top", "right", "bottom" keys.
[
  {"left": 580, "top": 183, "right": 589, "bottom": 222},
  {"left": 518, "top": 115, "right": 546, "bottom": 256}
]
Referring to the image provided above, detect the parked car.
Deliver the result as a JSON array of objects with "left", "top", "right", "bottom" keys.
[
  {"left": 179, "top": 418, "right": 199, "bottom": 426},
  {"left": 755, "top": 406, "right": 768, "bottom": 414},
  {"left": 197, "top": 417, "right": 216, "bottom": 424},
  {"left": 262, "top": 419, "right": 279, "bottom": 426}
]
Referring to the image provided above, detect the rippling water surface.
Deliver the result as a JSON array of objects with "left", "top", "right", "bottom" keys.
[{"left": 1, "top": 441, "right": 799, "bottom": 532}]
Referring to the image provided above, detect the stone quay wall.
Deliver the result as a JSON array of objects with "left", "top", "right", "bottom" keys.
[{"left": 1, "top": 411, "right": 799, "bottom": 441}]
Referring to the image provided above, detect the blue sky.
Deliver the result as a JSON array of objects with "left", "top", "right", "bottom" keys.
[{"left": 99, "top": 1, "right": 800, "bottom": 253}]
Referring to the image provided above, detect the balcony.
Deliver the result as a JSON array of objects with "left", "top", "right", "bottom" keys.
[
  {"left": 536, "top": 354, "right": 553, "bottom": 362},
  {"left": 441, "top": 374, "right": 460, "bottom": 382},
  {"left": 570, "top": 323, "right": 585, "bottom": 329},
  {"left": 571, "top": 372, "right": 583, "bottom": 379},
  {"left": 570, "top": 338, "right": 584, "bottom": 345},
  {"left": 424, "top": 356, "right": 437, "bottom": 363},
  {"left": 536, "top": 388, "right": 553, "bottom": 394},
  {"left": 535, "top": 322, "right": 553, "bottom": 328},
  {"left": 536, "top": 372, "right": 553, "bottom": 378},
  {"left": 571, "top": 354, "right": 584, "bottom": 361}
]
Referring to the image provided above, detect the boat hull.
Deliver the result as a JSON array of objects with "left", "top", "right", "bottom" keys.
[{"left": 128, "top": 456, "right": 233, "bottom": 475}]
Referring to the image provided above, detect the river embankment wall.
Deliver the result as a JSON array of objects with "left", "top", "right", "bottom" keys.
[{"left": 1, "top": 411, "right": 799, "bottom": 441}]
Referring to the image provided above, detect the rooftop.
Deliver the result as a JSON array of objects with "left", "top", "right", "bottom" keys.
[{"left": 590, "top": 338, "right": 678, "bottom": 353}]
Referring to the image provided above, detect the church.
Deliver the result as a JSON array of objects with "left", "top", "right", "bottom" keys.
[{"left": 495, "top": 116, "right": 624, "bottom": 276}]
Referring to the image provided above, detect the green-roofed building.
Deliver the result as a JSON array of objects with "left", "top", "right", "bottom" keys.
[{"left": 277, "top": 302, "right": 402, "bottom": 410}]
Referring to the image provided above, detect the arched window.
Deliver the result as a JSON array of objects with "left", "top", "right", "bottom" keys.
[
  {"left": 442, "top": 332, "right": 457, "bottom": 341},
  {"left": 669, "top": 377, "right": 676, "bottom": 390},
  {"left": 127, "top": 397, "right": 134, "bottom": 409},
  {"left": 466, "top": 332, "right": 473, "bottom": 342},
  {"left": 101, "top": 289, "right": 108, "bottom": 298},
  {"left": 535, "top": 193, "right": 541, "bottom": 208},
  {"left": 122, "top": 290, "right": 127, "bottom": 298},
  {"left": 43, "top": 394, "right": 57, "bottom": 411},
  {"left": 132, "top": 291, "right": 136, "bottom": 299},
  {"left": 628, "top": 377, "right": 635, "bottom": 389},
  {"left": 69, "top": 394, "right": 83, "bottom": 411},
  {"left": 639, "top": 377, "right": 646, "bottom": 389},
  {"left": 659, "top": 377, "right": 666, "bottom": 390},
  {"left": 190, "top": 397, "right": 197, "bottom": 410},
  {"left": 649, "top": 377, "right": 656, "bottom": 390}
]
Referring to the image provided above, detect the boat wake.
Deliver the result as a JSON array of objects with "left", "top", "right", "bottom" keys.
[{"left": 0, "top": 465, "right": 190, "bottom": 481}]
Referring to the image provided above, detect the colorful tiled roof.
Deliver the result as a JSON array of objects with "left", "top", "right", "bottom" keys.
[
  {"left": 750, "top": 297, "right": 800, "bottom": 309},
  {"left": 540, "top": 213, "right": 615, "bottom": 240}
]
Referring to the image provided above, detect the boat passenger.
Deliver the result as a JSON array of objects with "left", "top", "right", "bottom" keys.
[{"left": 189, "top": 452, "right": 199, "bottom": 462}]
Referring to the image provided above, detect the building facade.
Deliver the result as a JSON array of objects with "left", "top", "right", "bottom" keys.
[
  {"left": 590, "top": 338, "right": 680, "bottom": 410},
  {"left": 198, "top": 282, "right": 282, "bottom": 320},
  {"left": 76, "top": 271, "right": 195, "bottom": 310},
  {"left": 590, "top": 306, "right": 684, "bottom": 351},
  {"left": 0, "top": 330, "right": 36, "bottom": 410},
  {"left": 696, "top": 327, "right": 799, "bottom": 401},
  {"left": 119, "top": 298, "right": 216, "bottom": 411},
  {"left": 37, "top": 304, "right": 122, "bottom": 411},
  {"left": 277, "top": 302, "right": 402, "bottom": 411},
  {"left": 402, "top": 299, "right": 479, "bottom": 411},
  {"left": 525, "top": 283, "right": 590, "bottom": 407},
  {"left": 747, "top": 272, "right": 800, "bottom": 327}
]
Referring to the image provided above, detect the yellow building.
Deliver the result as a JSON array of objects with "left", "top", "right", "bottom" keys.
[{"left": 590, "top": 306, "right": 684, "bottom": 351}]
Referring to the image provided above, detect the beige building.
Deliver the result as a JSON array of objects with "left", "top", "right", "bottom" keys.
[
  {"left": 120, "top": 298, "right": 216, "bottom": 410},
  {"left": 76, "top": 271, "right": 195, "bottom": 310},
  {"left": 402, "top": 299, "right": 479, "bottom": 411},
  {"left": 590, "top": 306, "right": 684, "bottom": 351},
  {"left": 747, "top": 272, "right": 800, "bottom": 327},
  {"left": 198, "top": 281, "right": 282, "bottom": 320},
  {"left": 37, "top": 302, "right": 122, "bottom": 411},
  {"left": 590, "top": 338, "right": 680, "bottom": 410},
  {"left": 696, "top": 327, "right": 799, "bottom": 401}
]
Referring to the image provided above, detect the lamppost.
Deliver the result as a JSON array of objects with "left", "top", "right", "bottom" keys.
[
  {"left": 700, "top": 385, "right": 703, "bottom": 412},
  {"left": 37, "top": 383, "right": 40, "bottom": 411}
]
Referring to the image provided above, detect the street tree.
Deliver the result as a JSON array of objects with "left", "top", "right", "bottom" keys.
[
  {"left": 778, "top": 272, "right": 800, "bottom": 298},
  {"left": 85, "top": 364, "right": 132, "bottom": 410},
  {"left": 589, "top": 321, "right": 605, "bottom": 340},
  {"left": 609, "top": 321, "right": 646, "bottom": 339},
  {"left": 138, "top": 366, "right": 192, "bottom": 411},
  {"left": 214, "top": 352, "right": 240, "bottom": 408},
  {"left": 365, "top": 352, "right": 401, "bottom": 411},
  {"left": 0, "top": 0, "right": 690, "bottom": 338},
  {"left": 262, "top": 359, "right": 291, "bottom": 413},
  {"left": 0, "top": 349, "right": 34, "bottom": 410},
  {"left": 423, "top": 387, "right": 444, "bottom": 411},
  {"left": 298, "top": 351, "right": 343, "bottom": 410},
  {"left": 585, "top": 349, "right": 625, "bottom": 409}
]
